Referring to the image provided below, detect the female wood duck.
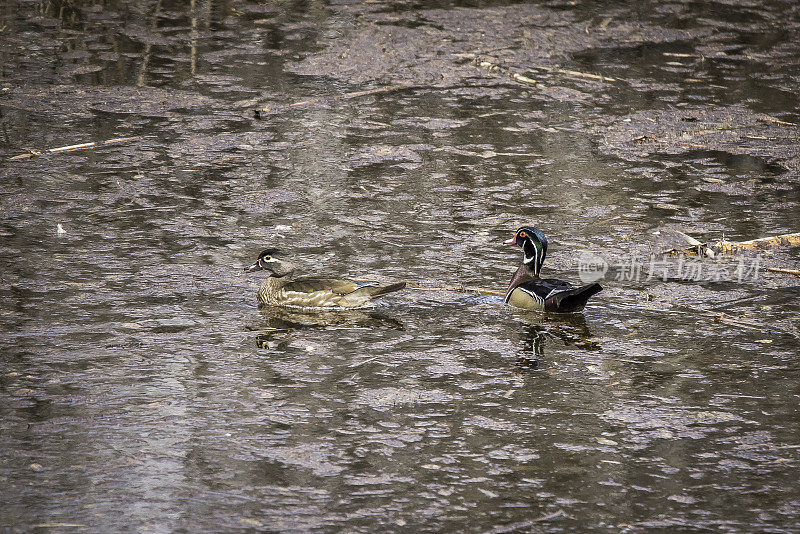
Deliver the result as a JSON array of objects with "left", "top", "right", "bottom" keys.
[
  {"left": 504, "top": 226, "right": 602, "bottom": 313},
  {"left": 246, "top": 248, "right": 406, "bottom": 309}
]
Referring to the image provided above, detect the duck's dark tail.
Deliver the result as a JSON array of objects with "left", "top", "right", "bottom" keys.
[
  {"left": 345, "top": 281, "right": 407, "bottom": 307},
  {"left": 367, "top": 281, "right": 407, "bottom": 298},
  {"left": 548, "top": 283, "right": 603, "bottom": 313}
]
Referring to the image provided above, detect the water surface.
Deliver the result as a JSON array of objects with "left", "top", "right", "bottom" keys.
[{"left": 1, "top": 1, "right": 799, "bottom": 531}]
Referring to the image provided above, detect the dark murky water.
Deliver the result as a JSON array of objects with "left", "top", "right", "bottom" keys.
[{"left": 2, "top": 1, "right": 799, "bottom": 532}]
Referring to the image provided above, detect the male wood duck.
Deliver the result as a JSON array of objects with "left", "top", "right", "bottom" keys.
[
  {"left": 504, "top": 226, "right": 602, "bottom": 313},
  {"left": 246, "top": 248, "right": 406, "bottom": 309}
]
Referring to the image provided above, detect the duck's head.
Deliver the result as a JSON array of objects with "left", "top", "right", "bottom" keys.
[
  {"left": 246, "top": 248, "right": 294, "bottom": 277},
  {"left": 505, "top": 226, "right": 548, "bottom": 275}
]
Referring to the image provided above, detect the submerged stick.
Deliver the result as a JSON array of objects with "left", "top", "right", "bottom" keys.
[
  {"left": 255, "top": 84, "right": 416, "bottom": 116},
  {"left": 406, "top": 282, "right": 506, "bottom": 297},
  {"left": 691, "top": 306, "right": 798, "bottom": 339},
  {"left": 8, "top": 136, "right": 140, "bottom": 161},
  {"left": 630, "top": 114, "right": 797, "bottom": 152},
  {"left": 699, "top": 310, "right": 764, "bottom": 331},
  {"left": 485, "top": 510, "right": 567, "bottom": 533}
]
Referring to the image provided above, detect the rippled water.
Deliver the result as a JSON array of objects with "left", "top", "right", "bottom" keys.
[{"left": 2, "top": 1, "right": 799, "bottom": 532}]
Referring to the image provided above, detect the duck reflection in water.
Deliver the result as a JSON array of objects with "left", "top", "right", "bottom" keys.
[
  {"left": 515, "top": 312, "right": 599, "bottom": 370},
  {"left": 252, "top": 307, "right": 404, "bottom": 350}
]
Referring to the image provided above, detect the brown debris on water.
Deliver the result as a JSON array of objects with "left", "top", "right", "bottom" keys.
[
  {"left": 595, "top": 104, "right": 800, "bottom": 171},
  {"left": 664, "top": 231, "right": 800, "bottom": 257},
  {"left": 288, "top": 4, "right": 710, "bottom": 87}
]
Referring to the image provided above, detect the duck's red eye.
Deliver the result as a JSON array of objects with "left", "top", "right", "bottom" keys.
[{"left": 519, "top": 231, "right": 527, "bottom": 238}]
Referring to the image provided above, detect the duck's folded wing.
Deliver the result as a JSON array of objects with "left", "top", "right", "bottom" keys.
[
  {"left": 284, "top": 278, "right": 378, "bottom": 295},
  {"left": 516, "top": 278, "right": 573, "bottom": 299}
]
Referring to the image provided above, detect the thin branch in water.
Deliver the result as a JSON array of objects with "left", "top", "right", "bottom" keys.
[
  {"left": 254, "top": 84, "right": 417, "bottom": 117},
  {"left": 537, "top": 65, "right": 617, "bottom": 82},
  {"left": 707, "top": 295, "right": 762, "bottom": 311},
  {"left": 8, "top": 136, "right": 140, "bottom": 161},
  {"left": 474, "top": 55, "right": 618, "bottom": 86},
  {"left": 350, "top": 355, "right": 382, "bottom": 368},
  {"left": 88, "top": 205, "right": 181, "bottom": 217},
  {"left": 483, "top": 509, "right": 567, "bottom": 534}
]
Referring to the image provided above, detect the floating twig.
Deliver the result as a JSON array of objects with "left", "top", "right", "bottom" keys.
[
  {"left": 474, "top": 56, "right": 616, "bottom": 88},
  {"left": 760, "top": 117, "right": 797, "bottom": 127},
  {"left": 535, "top": 65, "right": 617, "bottom": 82},
  {"left": 9, "top": 136, "right": 140, "bottom": 161},
  {"left": 766, "top": 267, "right": 800, "bottom": 277},
  {"left": 512, "top": 72, "right": 538, "bottom": 85},
  {"left": 664, "top": 231, "right": 800, "bottom": 256},
  {"left": 717, "top": 232, "right": 800, "bottom": 253},
  {"left": 673, "top": 230, "right": 715, "bottom": 258}
]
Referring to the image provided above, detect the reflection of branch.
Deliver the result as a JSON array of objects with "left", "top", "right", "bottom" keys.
[
  {"left": 190, "top": 0, "right": 197, "bottom": 76},
  {"left": 8, "top": 136, "right": 140, "bottom": 160},
  {"left": 137, "top": 0, "right": 163, "bottom": 87}
]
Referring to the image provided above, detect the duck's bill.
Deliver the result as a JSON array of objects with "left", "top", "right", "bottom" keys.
[
  {"left": 246, "top": 261, "right": 263, "bottom": 272},
  {"left": 503, "top": 236, "right": 517, "bottom": 245}
]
